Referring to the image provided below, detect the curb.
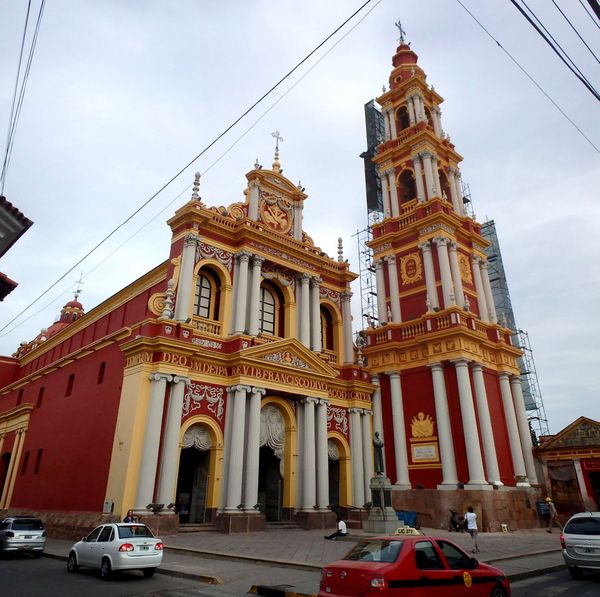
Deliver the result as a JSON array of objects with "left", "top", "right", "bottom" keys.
[
  {"left": 484, "top": 547, "right": 561, "bottom": 564},
  {"left": 43, "top": 550, "right": 224, "bottom": 584},
  {"left": 506, "top": 562, "right": 566, "bottom": 583}
]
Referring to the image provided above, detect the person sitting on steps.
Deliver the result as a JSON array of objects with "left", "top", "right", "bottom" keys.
[{"left": 324, "top": 515, "right": 348, "bottom": 540}]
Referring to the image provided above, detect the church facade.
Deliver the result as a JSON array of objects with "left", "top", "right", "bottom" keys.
[{"left": 0, "top": 34, "right": 542, "bottom": 536}]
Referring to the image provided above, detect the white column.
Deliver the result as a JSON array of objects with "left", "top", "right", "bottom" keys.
[
  {"left": 302, "top": 397, "right": 317, "bottom": 511},
  {"left": 432, "top": 107, "right": 441, "bottom": 137},
  {"left": 388, "top": 372, "right": 411, "bottom": 488},
  {"left": 174, "top": 234, "right": 198, "bottom": 320},
  {"left": 299, "top": 274, "right": 311, "bottom": 347},
  {"left": 414, "top": 94, "right": 425, "bottom": 121},
  {"left": 434, "top": 237, "right": 455, "bottom": 308},
  {"left": 342, "top": 291, "right": 354, "bottom": 364},
  {"left": 453, "top": 360, "right": 489, "bottom": 488},
  {"left": 233, "top": 251, "right": 251, "bottom": 333},
  {"left": 471, "top": 364, "right": 502, "bottom": 485},
  {"left": 220, "top": 387, "right": 236, "bottom": 510},
  {"left": 310, "top": 277, "right": 322, "bottom": 352},
  {"left": 419, "top": 241, "right": 439, "bottom": 310},
  {"left": 386, "top": 255, "right": 402, "bottom": 323},
  {"left": 316, "top": 399, "right": 330, "bottom": 510},
  {"left": 243, "top": 387, "right": 265, "bottom": 512},
  {"left": 361, "top": 410, "right": 374, "bottom": 500},
  {"left": 412, "top": 155, "right": 426, "bottom": 202},
  {"left": 224, "top": 385, "right": 250, "bottom": 510},
  {"left": 448, "top": 169, "right": 463, "bottom": 215},
  {"left": 389, "top": 110, "right": 397, "bottom": 139},
  {"left": 431, "top": 155, "right": 442, "bottom": 198},
  {"left": 136, "top": 373, "right": 172, "bottom": 509},
  {"left": 407, "top": 97, "right": 416, "bottom": 125},
  {"left": 448, "top": 242, "right": 465, "bottom": 308},
  {"left": 421, "top": 152, "right": 434, "bottom": 200},
  {"left": 383, "top": 110, "right": 391, "bottom": 140},
  {"left": 375, "top": 260, "right": 388, "bottom": 324},
  {"left": 480, "top": 261, "right": 498, "bottom": 324},
  {"left": 293, "top": 203, "right": 303, "bottom": 241},
  {"left": 387, "top": 169, "right": 399, "bottom": 218},
  {"left": 157, "top": 376, "right": 189, "bottom": 505},
  {"left": 429, "top": 364, "right": 458, "bottom": 487},
  {"left": 248, "top": 179, "right": 260, "bottom": 220},
  {"left": 510, "top": 376, "right": 538, "bottom": 484},
  {"left": 471, "top": 256, "right": 489, "bottom": 323},
  {"left": 247, "top": 256, "right": 264, "bottom": 336},
  {"left": 498, "top": 373, "right": 528, "bottom": 485},
  {"left": 380, "top": 171, "right": 391, "bottom": 218},
  {"left": 349, "top": 408, "right": 365, "bottom": 506}
]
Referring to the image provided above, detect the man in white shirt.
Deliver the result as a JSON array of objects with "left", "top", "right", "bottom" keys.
[
  {"left": 324, "top": 516, "right": 348, "bottom": 540},
  {"left": 464, "top": 505, "right": 479, "bottom": 553}
]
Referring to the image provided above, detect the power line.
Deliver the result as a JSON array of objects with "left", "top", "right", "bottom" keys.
[
  {"left": 509, "top": 0, "right": 600, "bottom": 101},
  {"left": 0, "top": 0, "right": 375, "bottom": 336},
  {"left": 584, "top": 0, "right": 600, "bottom": 24},
  {"left": 553, "top": 0, "right": 600, "bottom": 64},
  {"left": 454, "top": 0, "right": 600, "bottom": 153}
]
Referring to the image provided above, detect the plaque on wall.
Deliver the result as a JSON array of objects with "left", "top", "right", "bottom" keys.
[{"left": 411, "top": 442, "right": 439, "bottom": 463}]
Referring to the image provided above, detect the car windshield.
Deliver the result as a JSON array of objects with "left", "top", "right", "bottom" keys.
[
  {"left": 117, "top": 525, "right": 154, "bottom": 539},
  {"left": 564, "top": 517, "right": 600, "bottom": 536},
  {"left": 12, "top": 519, "right": 43, "bottom": 531},
  {"left": 343, "top": 539, "right": 403, "bottom": 563}
]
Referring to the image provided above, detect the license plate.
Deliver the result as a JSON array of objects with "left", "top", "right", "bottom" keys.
[
  {"left": 139, "top": 545, "right": 149, "bottom": 551},
  {"left": 24, "top": 536, "right": 32, "bottom": 539},
  {"left": 585, "top": 548, "right": 596, "bottom": 554}
]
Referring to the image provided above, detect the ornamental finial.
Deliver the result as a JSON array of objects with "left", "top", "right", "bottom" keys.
[
  {"left": 395, "top": 19, "right": 406, "bottom": 43},
  {"left": 74, "top": 273, "right": 84, "bottom": 301},
  {"left": 191, "top": 171, "right": 201, "bottom": 200},
  {"left": 337, "top": 237, "right": 344, "bottom": 262}
]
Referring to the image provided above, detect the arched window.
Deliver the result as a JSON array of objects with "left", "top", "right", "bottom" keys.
[
  {"left": 320, "top": 308, "right": 334, "bottom": 351},
  {"left": 194, "top": 270, "right": 220, "bottom": 320},
  {"left": 397, "top": 106, "right": 410, "bottom": 131},
  {"left": 259, "top": 283, "right": 284, "bottom": 337},
  {"left": 424, "top": 106, "right": 434, "bottom": 129},
  {"left": 398, "top": 170, "right": 417, "bottom": 203},
  {"left": 438, "top": 171, "right": 452, "bottom": 202}
]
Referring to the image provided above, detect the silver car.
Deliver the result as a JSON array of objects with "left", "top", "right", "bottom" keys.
[
  {"left": 67, "top": 523, "right": 163, "bottom": 579},
  {"left": 561, "top": 511, "right": 600, "bottom": 579},
  {"left": 0, "top": 517, "right": 46, "bottom": 556}
]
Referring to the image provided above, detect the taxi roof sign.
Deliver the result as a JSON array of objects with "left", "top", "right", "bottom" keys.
[{"left": 394, "top": 526, "right": 422, "bottom": 536}]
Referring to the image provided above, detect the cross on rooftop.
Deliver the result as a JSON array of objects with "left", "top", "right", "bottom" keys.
[
  {"left": 395, "top": 19, "right": 406, "bottom": 43},
  {"left": 271, "top": 130, "right": 284, "bottom": 152}
]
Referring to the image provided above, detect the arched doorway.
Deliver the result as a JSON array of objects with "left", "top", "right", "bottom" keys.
[
  {"left": 328, "top": 439, "right": 341, "bottom": 508},
  {"left": 176, "top": 424, "right": 211, "bottom": 524},
  {"left": 258, "top": 404, "right": 285, "bottom": 521}
]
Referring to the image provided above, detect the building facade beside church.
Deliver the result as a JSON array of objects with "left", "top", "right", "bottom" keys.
[{"left": 0, "top": 34, "right": 543, "bottom": 535}]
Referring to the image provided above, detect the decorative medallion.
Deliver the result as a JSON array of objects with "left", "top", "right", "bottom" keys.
[
  {"left": 260, "top": 192, "right": 292, "bottom": 234},
  {"left": 458, "top": 253, "right": 473, "bottom": 284},
  {"left": 327, "top": 405, "right": 349, "bottom": 436},
  {"left": 400, "top": 252, "right": 423, "bottom": 285},
  {"left": 410, "top": 412, "right": 435, "bottom": 438},
  {"left": 196, "top": 243, "right": 234, "bottom": 273},
  {"left": 262, "top": 350, "right": 310, "bottom": 369},
  {"left": 182, "top": 424, "right": 212, "bottom": 451}
]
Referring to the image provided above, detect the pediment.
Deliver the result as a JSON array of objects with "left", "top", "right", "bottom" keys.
[
  {"left": 239, "top": 337, "right": 338, "bottom": 379},
  {"left": 540, "top": 416, "right": 600, "bottom": 451}
]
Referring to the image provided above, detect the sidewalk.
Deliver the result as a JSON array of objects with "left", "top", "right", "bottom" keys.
[{"left": 44, "top": 526, "right": 565, "bottom": 594}]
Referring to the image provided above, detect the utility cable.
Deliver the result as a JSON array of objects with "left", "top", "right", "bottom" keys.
[
  {"left": 0, "top": 0, "right": 375, "bottom": 335},
  {"left": 553, "top": 0, "right": 600, "bottom": 65},
  {"left": 584, "top": 0, "right": 600, "bottom": 24},
  {"left": 509, "top": 0, "right": 600, "bottom": 101},
  {"left": 454, "top": 0, "right": 600, "bottom": 153}
]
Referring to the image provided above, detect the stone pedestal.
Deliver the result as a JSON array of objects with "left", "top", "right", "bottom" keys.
[
  {"left": 363, "top": 475, "right": 400, "bottom": 534},
  {"left": 295, "top": 510, "right": 336, "bottom": 530},
  {"left": 216, "top": 512, "right": 266, "bottom": 534}
]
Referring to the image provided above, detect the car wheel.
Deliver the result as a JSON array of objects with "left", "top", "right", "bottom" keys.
[
  {"left": 568, "top": 566, "right": 583, "bottom": 580},
  {"left": 67, "top": 552, "right": 79, "bottom": 573},
  {"left": 142, "top": 567, "right": 156, "bottom": 578},
  {"left": 489, "top": 586, "right": 507, "bottom": 597},
  {"left": 100, "top": 558, "right": 112, "bottom": 580}
]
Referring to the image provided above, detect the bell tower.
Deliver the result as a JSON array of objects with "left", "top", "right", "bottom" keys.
[{"left": 363, "top": 29, "right": 538, "bottom": 503}]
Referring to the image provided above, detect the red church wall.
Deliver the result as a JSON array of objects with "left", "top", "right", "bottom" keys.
[
  {"left": 11, "top": 343, "right": 124, "bottom": 512},
  {"left": 400, "top": 291, "right": 427, "bottom": 321},
  {"left": 401, "top": 367, "right": 442, "bottom": 488},
  {"left": 483, "top": 369, "right": 515, "bottom": 484},
  {"left": 379, "top": 376, "right": 397, "bottom": 485}
]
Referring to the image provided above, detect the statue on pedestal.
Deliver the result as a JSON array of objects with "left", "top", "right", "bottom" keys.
[{"left": 374, "top": 431, "right": 385, "bottom": 475}]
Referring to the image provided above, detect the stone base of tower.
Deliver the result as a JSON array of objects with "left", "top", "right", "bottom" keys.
[
  {"left": 294, "top": 509, "right": 337, "bottom": 530},
  {"left": 216, "top": 511, "right": 266, "bottom": 534},
  {"left": 391, "top": 486, "right": 544, "bottom": 532}
]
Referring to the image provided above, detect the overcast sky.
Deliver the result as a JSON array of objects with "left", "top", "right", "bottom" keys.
[{"left": 1, "top": 1, "right": 598, "bottom": 435}]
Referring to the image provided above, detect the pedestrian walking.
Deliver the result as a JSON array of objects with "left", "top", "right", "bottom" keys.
[
  {"left": 545, "top": 497, "right": 562, "bottom": 533},
  {"left": 324, "top": 515, "right": 348, "bottom": 540},
  {"left": 464, "top": 505, "right": 479, "bottom": 553}
]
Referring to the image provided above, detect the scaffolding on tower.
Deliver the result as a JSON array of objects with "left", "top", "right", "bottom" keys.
[{"left": 480, "top": 220, "right": 549, "bottom": 441}]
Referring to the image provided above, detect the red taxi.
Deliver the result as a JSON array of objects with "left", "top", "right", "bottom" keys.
[{"left": 318, "top": 529, "right": 510, "bottom": 597}]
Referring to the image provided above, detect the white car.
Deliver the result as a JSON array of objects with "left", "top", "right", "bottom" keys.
[
  {"left": 67, "top": 523, "right": 163, "bottom": 579},
  {"left": 561, "top": 512, "right": 600, "bottom": 579}
]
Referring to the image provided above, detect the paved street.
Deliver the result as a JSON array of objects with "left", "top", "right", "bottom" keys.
[{"left": 512, "top": 568, "right": 600, "bottom": 596}]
